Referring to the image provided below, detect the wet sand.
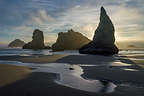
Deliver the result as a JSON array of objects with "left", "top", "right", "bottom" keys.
[
  {"left": 0, "top": 72, "right": 98, "bottom": 96},
  {"left": 0, "top": 54, "right": 68, "bottom": 63},
  {"left": 127, "top": 55, "right": 144, "bottom": 68},
  {"left": 0, "top": 54, "right": 144, "bottom": 96},
  {"left": 19, "top": 54, "right": 68, "bottom": 63}
]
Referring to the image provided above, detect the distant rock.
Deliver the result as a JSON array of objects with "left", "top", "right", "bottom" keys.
[
  {"left": 8, "top": 39, "right": 25, "bottom": 48},
  {"left": 52, "top": 29, "right": 91, "bottom": 51},
  {"left": 128, "top": 45, "right": 136, "bottom": 48},
  {"left": 23, "top": 29, "right": 45, "bottom": 49},
  {"left": 44, "top": 46, "right": 51, "bottom": 49},
  {"left": 79, "top": 7, "right": 119, "bottom": 55}
]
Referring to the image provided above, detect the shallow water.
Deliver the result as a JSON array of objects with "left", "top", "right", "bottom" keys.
[
  {"left": 0, "top": 48, "right": 52, "bottom": 56},
  {"left": 119, "top": 50, "right": 144, "bottom": 55},
  {"left": 0, "top": 49, "right": 144, "bottom": 94},
  {"left": 0, "top": 60, "right": 117, "bottom": 93},
  {"left": 33, "top": 63, "right": 117, "bottom": 93},
  {"left": 110, "top": 61, "right": 132, "bottom": 67},
  {"left": 0, "top": 57, "right": 143, "bottom": 94},
  {"left": 1, "top": 48, "right": 144, "bottom": 58},
  {"left": 122, "top": 68, "right": 139, "bottom": 71}
]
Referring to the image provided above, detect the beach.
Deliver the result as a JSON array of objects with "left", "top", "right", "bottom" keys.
[
  {"left": 1, "top": 0, "right": 144, "bottom": 95},
  {"left": 0, "top": 49, "right": 144, "bottom": 96}
]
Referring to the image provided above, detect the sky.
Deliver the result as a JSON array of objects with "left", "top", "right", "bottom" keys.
[{"left": 0, "top": 0, "right": 144, "bottom": 46}]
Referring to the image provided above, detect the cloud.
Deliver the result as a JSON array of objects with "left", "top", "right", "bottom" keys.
[
  {"left": 110, "top": 6, "right": 144, "bottom": 41},
  {"left": 28, "top": 10, "right": 55, "bottom": 26},
  {"left": 23, "top": 3, "right": 144, "bottom": 42},
  {"left": 41, "top": 5, "right": 100, "bottom": 40},
  {"left": 8, "top": 10, "right": 56, "bottom": 42},
  {"left": 39, "top": 10, "right": 55, "bottom": 21},
  {"left": 1, "top": 0, "right": 144, "bottom": 44},
  {"left": 73, "top": 24, "right": 96, "bottom": 39}
]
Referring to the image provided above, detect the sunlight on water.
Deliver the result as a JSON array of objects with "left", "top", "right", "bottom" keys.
[
  {"left": 33, "top": 63, "right": 117, "bottom": 93},
  {"left": 0, "top": 49, "right": 144, "bottom": 93},
  {"left": 0, "top": 60, "right": 116, "bottom": 93},
  {"left": 110, "top": 61, "right": 132, "bottom": 67},
  {"left": 122, "top": 68, "right": 139, "bottom": 71},
  {"left": 0, "top": 49, "right": 52, "bottom": 56}
]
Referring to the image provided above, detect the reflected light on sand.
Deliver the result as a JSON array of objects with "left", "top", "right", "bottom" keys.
[{"left": 33, "top": 63, "right": 117, "bottom": 93}]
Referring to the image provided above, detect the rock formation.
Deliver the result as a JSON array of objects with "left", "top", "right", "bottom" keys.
[
  {"left": 52, "top": 29, "right": 91, "bottom": 51},
  {"left": 79, "top": 7, "right": 119, "bottom": 55},
  {"left": 128, "top": 45, "right": 136, "bottom": 48},
  {"left": 23, "top": 29, "right": 45, "bottom": 49},
  {"left": 44, "top": 46, "right": 51, "bottom": 49},
  {"left": 8, "top": 39, "right": 25, "bottom": 48}
]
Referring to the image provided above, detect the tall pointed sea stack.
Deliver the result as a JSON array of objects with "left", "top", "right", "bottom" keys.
[{"left": 79, "top": 7, "right": 119, "bottom": 55}]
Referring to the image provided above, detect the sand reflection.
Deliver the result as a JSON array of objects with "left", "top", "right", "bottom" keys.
[{"left": 33, "top": 63, "right": 117, "bottom": 93}]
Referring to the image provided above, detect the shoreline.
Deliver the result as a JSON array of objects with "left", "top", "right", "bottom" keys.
[{"left": 0, "top": 53, "right": 144, "bottom": 96}]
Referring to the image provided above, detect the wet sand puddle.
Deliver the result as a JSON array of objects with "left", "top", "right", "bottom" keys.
[
  {"left": 1, "top": 59, "right": 144, "bottom": 93},
  {"left": 33, "top": 63, "right": 117, "bottom": 93},
  {"left": 0, "top": 60, "right": 116, "bottom": 93}
]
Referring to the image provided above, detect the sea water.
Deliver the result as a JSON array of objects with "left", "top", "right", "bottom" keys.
[
  {"left": 0, "top": 48, "right": 144, "bottom": 93},
  {"left": 0, "top": 48, "right": 52, "bottom": 56},
  {"left": 0, "top": 48, "right": 144, "bottom": 56}
]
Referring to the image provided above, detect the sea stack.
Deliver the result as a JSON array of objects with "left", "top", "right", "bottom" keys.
[
  {"left": 52, "top": 29, "right": 91, "bottom": 51},
  {"left": 8, "top": 39, "right": 25, "bottom": 48},
  {"left": 79, "top": 7, "right": 119, "bottom": 55},
  {"left": 23, "top": 29, "right": 45, "bottom": 49}
]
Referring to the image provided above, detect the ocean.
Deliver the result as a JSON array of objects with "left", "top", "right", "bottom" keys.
[
  {"left": 0, "top": 48, "right": 52, "bottom": 56},
  {"left": 0, "top": 48, "right": 144, "bottom": 57}
]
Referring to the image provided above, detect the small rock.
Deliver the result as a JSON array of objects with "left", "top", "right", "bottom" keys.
[{"left": 69, "top": 68, "right": 74, "bottom": 70}]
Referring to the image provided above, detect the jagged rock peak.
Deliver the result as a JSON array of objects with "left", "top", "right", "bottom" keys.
[
  {"left": 79, "top": 6, "right": 119, "bottom": 55},
  {"left": 101, "top": 6, "right": 106, "bottom": 16},
  {"left": 93, "top": 6, "right": 115, "bottom": 46}
]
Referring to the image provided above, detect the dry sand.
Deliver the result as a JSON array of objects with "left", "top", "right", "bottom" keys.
[{"left": 0, "top": 64, "right": 31, "bottom": 87}]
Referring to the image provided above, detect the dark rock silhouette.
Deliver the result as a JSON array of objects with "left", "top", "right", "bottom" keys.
[
  {"left": 79, "top": 7, "right": 119, "bottom": 55},
  {"left": 128, "top": 45, "right": 136, "bottom": 48},
  {"left": 44, "top": 46, "right": 51, "bottom": 49},
  {"left": 8, "top": 39, "right": 25, "bottom": 48},
  {"left": 23, "top": 29, "right": 45, "bottom": 49},
  {"left": 52, "top": 29, "right": 91, "bottom": 51}
]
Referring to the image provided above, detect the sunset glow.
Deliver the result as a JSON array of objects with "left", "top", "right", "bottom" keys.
[{"left": 0, "top": 0, "right": 144, "bottom": 45}]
